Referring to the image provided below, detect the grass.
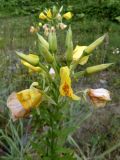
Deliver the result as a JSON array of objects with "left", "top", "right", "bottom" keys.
[{"left": 0, "top": 15, "right": 120, "bottom": 159}]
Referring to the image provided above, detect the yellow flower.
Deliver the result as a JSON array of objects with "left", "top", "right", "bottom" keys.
[
  {"left": 16, "top": 52, "right": 39, "bottom": 66},
  {"left": 7, "top": 82, "right": 42, "bottom": 120},
  {"left": 21, "top": 60, "right": 42, "bottom": 73},
  {"left": 39, "top": 12, "right": 47, "bottom": 20},
  {"left": 73, "top": 45, "right": 87, "bottom": 61},
  {"left": 88, "top": 88, "right": 111, "bottom": 108},
  {"left": 63, "top": 12, "right": 73, "bottom": 20},
  {"left": 59, "top": 66, "right": 80, "bottom": 100},
  {"left": 73, "top": 45, "right": 89, "bottom": 65},
  {"left": 46, "top": 9, "right": 52, "bottom": 18}
]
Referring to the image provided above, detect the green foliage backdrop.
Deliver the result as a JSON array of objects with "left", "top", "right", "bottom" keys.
[{"left": 0, "top": 0, "right": 120, "bottom": 21}]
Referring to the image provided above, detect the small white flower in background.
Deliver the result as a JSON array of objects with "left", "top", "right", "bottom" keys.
[
  {"left": 88, "top": 88, "right": 111, "bottom": 108},
  {"left": 112, "top": 48, "right": 120, "bottom": 54},
  {"left": 49, "top": 68, "right": 55, "bottom": 78}
]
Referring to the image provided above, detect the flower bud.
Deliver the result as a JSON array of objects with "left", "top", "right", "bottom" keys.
[
  {"left": 65, "top": 26, "right": 72, "bottom": 47},
  {"left": 38, "top": 43, "right": 54, "bottom": 63},
  {"left": 48, "top": 28, "right": 57, "bottom": 53},
  {"left": 59, "top": 23, "right": 67, "bottom": 30},
  {"left": 16, "top": 52, "right": 39, "bottom": 66},
  {"left": 37, "top": 33, "right": 49, "bottom": 49},
  {"left": 65, "top": 26, "right": 73, "bottom": 62},
  {"left": 66, "top": 41, "right": 73, "bottom": 62},
  {"left": 63, "top": 12, "right": 73, "bottom": 20},
  {"left": 84, "top": 34, "right": 106, "bottom": 55},
  {"left": 88, "top": 88, "right": 111, "bottom": 108},
  {"left": 56, "top": 13, "right": 62, "bottom": 21},
  {"left": 52, "top": 6, "right": 58, "bottom": 17},
  {"left": 85, "top": 63, "right": 113, "bottom": 74}
]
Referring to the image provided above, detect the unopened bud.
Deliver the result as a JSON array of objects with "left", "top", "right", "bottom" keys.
[
  {"left": 66, "top": 41, "right": 73, "bottom": 62},
  {"left": 37, "top": 33, "right": 49, "bottom": 49},
  {"left": 84, "top": 34, "right": 106, "bottom": 55},
  {"left": 52, "top": 6, "right": 58, "bottom": 17},
  {"left": 56, "top": 13, "right": 62, "bottom": 21},
  {"left": 65, "top": 26, "right": 72, "bottom": 47},
  {"left": 85, "top": 63, "right": 113, "bottom": 74},
  {"left": 16, "top": 52, "right": 39, "bottom": 66},
  {"left": 48, "top": 29, "right": 57, "bottom": 53},
  {"left": 38, "top": 43, "right": 54, "bottom": 63},
  {"left": 59, "top": 23, "right": 67, "bottom": 30}
]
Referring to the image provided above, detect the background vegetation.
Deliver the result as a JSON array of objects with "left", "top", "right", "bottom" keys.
[{"left": 0, "top": 0, "right": 120, "bottom": 159}]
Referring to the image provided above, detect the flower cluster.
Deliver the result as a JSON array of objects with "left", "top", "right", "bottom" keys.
[
  {"left": 7, "top": 7, "right": 112, "bottom": 121},
  {"left": 30, "top": 6, "right": 73, "bottom": 35}
]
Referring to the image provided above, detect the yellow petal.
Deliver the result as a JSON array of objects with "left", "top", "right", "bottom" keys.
[
  {"left": 73, "top": 46, "right": 87, "bottom": 61},
  {"left": 21, "top": 60, "right": 42, "bottom": 72},
  {"left": 17, "top": 87, "right": 42, "bottom": 110},
  {"left": 39, "top": 12, "right": 47, "bottom": 20},
  {"left": 59, "top": 66, "right": 80, "bottom": 100},
  {"left": 63, "top": 12, "right": 73, "bottom": 20},
  {"left": 79, "top": 55, "right": 89, "bottom": 65},
  {"left": 46, "top": 9, "right": 52, "bottom": 18}
]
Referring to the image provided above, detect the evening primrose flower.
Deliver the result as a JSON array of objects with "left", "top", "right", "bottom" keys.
[
  {"left": 63, "top": 12, "right": 73, "bottom": 20},
  {"left": 73, "top": 45, "right": 87, "bottom": 61},
  {"left": 73, "top": 45, "right": 89, "bottom": 65},
  {"left": 88, "top": 88, "right": 111, "bottom": 108},
  {"left": 59, "top": 66, "right": 80, "bottom": 100},
  {"left": 46, "top": 9, "right": 52, "bottom": 19},
  {"left": 21, "top": 60, "right": 42, "bottom": 73},
  {"left": 39, "top": 12, "right": 47, "bottom": 20},
  {"left": 7, "top": 82, "right": 42, "bottom": 120}
]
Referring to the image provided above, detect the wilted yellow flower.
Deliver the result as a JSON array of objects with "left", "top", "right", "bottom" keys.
[
  {"left": 63, "top": 12, "right": 73, "bottom": 20},
  {"left": 39, "top": 12, "right": 47, "bottom": 20},
  {"left": 7, "top": 82, "right": 42, "bottom": 120},
  {"left": 59, "top": 66, "right": 80, "bottom": 100},
  {"left": 16, "top": 52, "right": 39, "bottom": 66},
  {"left": 88, "top": 88, "right": 111, "bottom": 108},
  {"left": 59, "top": 23, "right": 67, "bottom": 30},
  {"left": 21, "top": 60, "right": 42, "bottom": 72},
  {"left": 30, "top": 26, "right": 38, "bottom": 33}
]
